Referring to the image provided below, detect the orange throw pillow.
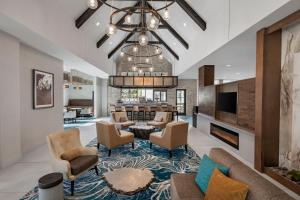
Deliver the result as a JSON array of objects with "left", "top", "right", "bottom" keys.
[{"left": 204, "top": 169, "right": 248, "bottom": 200}]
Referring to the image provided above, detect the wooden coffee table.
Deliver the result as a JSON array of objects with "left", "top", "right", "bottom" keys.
[
  {"left": 104, "top": 168, "right": 154, "bottom": 195},
  {"left": 129, "top": 125, "right": 155, "bottom": 139}
]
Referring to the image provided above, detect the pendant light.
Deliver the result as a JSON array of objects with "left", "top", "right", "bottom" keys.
[
  {"left": 163, "top": 8, "right": 170, "bottom": 20},
  {"left": 138, "top": 33, "right": 149, "bottom": 46},
  {"left": 107, "top": 24, "right": 117, "bottom": 36},
  {"left": 87, "top": 0, "right": 98, "bottom": 9}
]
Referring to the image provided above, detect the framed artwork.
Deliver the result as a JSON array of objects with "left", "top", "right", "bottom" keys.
[{"left": 32, "top": 69, "right": 54, "bottom": 109}]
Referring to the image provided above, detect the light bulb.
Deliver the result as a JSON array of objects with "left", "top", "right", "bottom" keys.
[
  {"left": 163, "top": 8, "right": 170, "bottom": 20},
  {"left": 155, "top": 48, "right": 160, "bottom": 54},
  {"left": 147, "top": 15, "right": 159, "bottom": 31},
  {"left": 138, "top": 33, "right": 148, "bottom": 46},
  {"left": 120, "top": 52, "right": 124, "bottom": 57},
  {"left": 127, "top": 56, "right": 132, "bottom": 62},
  {"left": 133, "top": 46, "right": 138, "bottom": 52},
  {"left": 125, "top": 14, "right": 132, "bottom": 24},
  {"left": 107, "top": 24, "right": 117, "bottom": 36},
  {"left": 87, "top": 0, "right": 98, "bottom": 9},
  {"left": 159, "top": 54, "right": 163, "bottom": 60},
  {"left": 132, "top": 65, "right": 137, "bottom": 71},
  {"left": 150, "top": 67, "right": 154, "bottom": 72},
  {"left": 139, "top": 69, "right": 143, "bottom": 74},
  {"left": 145, "top": 58, "right": 150, "bottom": 63}
]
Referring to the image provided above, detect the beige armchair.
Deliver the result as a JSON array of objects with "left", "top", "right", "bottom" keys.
[
  {"left": 111, "top": 111, "right": 135, "bottom": 129},
  {"left": 150, "top": 121, "right": 189, "bottom": 158},
  {"left": 47, "top": 128, "right": 99, "bottom": 196},
  {"left": 96, "top": 121, "right": 134, "bottom": 156},
  {"left": 147, "top": 112, "right": 172, "bottom": 129}
]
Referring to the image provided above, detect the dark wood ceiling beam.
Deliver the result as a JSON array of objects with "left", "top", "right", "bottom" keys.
[
  {"left": 75, "top": 0, "right": 107, "bottom": 29},
  {"left": 108, "top": 31, "right": 136, "bottom": 59},
  {"left": 96, "top": 1, "right": 141, "bottom": 48},
  {"left": 146, "top": 2, "right": 189, "bottom": 49},
  {"left": 176, "top": 0, "right": 206, "bottom": 31},
  {"left": 150, "top": 31, "right": 179, "bottom": 60}
]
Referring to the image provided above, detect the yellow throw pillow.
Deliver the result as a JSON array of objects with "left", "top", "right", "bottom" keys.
[{"left": 204, "top": 169, "right": 248, "bottom": 200}]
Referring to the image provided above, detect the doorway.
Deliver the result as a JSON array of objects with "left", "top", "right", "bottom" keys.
[{"left": 176, "top": 89, "right": 186, "bottom": 115}]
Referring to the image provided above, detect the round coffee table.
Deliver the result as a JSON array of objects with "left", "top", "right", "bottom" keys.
[
  {"left": 104, "top": 168, "right": 154, "bottom": 195},
  {"left": 129, "top": 125, "right": 155, "bottom": 139}
]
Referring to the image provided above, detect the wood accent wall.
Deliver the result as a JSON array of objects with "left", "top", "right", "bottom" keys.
[
  {"left": 237, "top": 78, "right": 256, "bottom": 130},
  {"left": 198, "top": 65, "right": 215, "bottom": 117},
  {"left": 255, "top": 28, "right": 282, "bottom": 171}
]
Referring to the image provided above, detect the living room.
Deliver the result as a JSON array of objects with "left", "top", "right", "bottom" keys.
[{"left": 0, "top": 0, "right": 300, "bottom": 200}]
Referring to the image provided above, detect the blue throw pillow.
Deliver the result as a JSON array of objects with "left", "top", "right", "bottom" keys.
[{"left": 195, "top": 154, "right": 229, "bottom": 193}]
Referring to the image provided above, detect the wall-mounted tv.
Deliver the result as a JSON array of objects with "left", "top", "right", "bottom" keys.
[{"left": 217, "top": 92, "right": 237, "bottom": 114}]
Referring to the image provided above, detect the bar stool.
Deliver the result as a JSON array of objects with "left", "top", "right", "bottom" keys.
[
  {"left": 126, "top": 106, "right": 133, "bottom": 120},
  {"left": 150, "top": 106, "right": 157, "bottom": 120},
  {"left": 144, "top": 106, "right": 151, "bottom": 121},
  {"left": 133, "top": 105, "right": 139, "bottom": 121},
  {"left": 138, "top": 106, "right": 145, "bottom": 121}
]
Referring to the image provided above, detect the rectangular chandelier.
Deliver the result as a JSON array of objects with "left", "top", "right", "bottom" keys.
[{"left": 108, "top": 76, "right": 178, "bottom": 88}]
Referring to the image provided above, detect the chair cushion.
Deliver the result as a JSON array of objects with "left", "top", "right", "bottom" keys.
[
  {"left": 204, "top": 169, "right": 248, "bottom": 200},
  {"left": 171, "top": 173, "right": 204, "bottom": 200},
  {"left": 195, "top": 154, "right": 229, "bottom": 193},
  {"left": 70, "top": 155, "right": 98, "bottom": 175},
  {"left": 61, "top": 147, "right": 84, "bottom": 161}
]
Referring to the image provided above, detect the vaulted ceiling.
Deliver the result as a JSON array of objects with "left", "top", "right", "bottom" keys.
[{"left": 73, "top": 0, "right": 207, "bottom": 62}]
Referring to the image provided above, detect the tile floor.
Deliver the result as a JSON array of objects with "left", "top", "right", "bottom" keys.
[{"left": 0, "top": 117, "right": 299, "bottom": 199}]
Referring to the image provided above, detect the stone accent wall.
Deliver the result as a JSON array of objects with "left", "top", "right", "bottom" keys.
[{"left": 167, "top": 79, "right": 197, "bottom": 116}]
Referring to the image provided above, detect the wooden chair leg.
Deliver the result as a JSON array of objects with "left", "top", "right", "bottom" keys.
[
  {"left": 185, "top": 144, "right": 188, "bottom": 152},
  {"left": 108, "top": 149, "right": 112, "bottom": 157},
  {"left": 97, "top": 143, "right": 100, "bottom": 149},
  {"left": 132, "top": 142, "right": 135, "bottom": 149},
  {"left": 94, "top": 166, "right": 99, "bottom": 176},
  {"left": 150, "top": 142, "right": 152, "bottom": 149},
  {"left": 71, "top": 180, "right": 74, "bottom": 196}
]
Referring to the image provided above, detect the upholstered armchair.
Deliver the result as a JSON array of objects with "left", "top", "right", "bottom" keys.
[
  {"left": 96, "top": 121, "right": 134, "bottom": 156},
  {"left": 111, "top": 111, "right": 135, "bottom": 129},
  {"left": 150, "top": 121, "right": 189, "bottom": 158},
  {"left": 47, "top": 128, "right": 99, "bottom": 196},
  {"left": 147, "top": 112, "right": 172, "bottom": 129}
]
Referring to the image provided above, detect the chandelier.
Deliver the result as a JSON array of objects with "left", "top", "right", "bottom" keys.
[{"left": 87, "top": 0, "right": 172, "bottom": 46}]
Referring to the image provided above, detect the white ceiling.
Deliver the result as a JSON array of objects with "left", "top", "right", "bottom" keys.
[{"left": 179, "top": 0, "right": 300, "bottom": 80}]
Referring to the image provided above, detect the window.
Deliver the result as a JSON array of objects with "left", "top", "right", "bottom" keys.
[{"left": 121, "top": 89, "right": 166, "bottom": 102}]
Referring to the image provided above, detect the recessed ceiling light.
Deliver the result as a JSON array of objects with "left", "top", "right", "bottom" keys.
[
  {"left": 183, "top": 23, "right": 187, "bottom": 27},
  {"left": 96, "top": 22, "right": 100, "bottom": 27},
  {"left": 226, "top": 64, "right": 232, "bottom": 67}
]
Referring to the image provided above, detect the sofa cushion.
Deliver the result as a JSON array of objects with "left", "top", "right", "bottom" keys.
[
  {"left": 70, "top": 155, "right": 98, "bottom": 175},
  {"left": 195, "top": 154, "right": 229, "bottom": 193},
  {"left": 171, "top": 173, "right": 204, "bottom": 200},
  {"left": 204, "top": 169, "right": 248, "bottom": 200}
]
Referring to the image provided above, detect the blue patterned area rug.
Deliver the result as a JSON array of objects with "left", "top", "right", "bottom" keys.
[{"left": 21, "top": 138, "right": 200, "bottom": 200}]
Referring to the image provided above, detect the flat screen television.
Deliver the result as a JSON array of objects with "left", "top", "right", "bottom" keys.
[{"left": 217, "top": 92, "right": 237, "bottom": 114}]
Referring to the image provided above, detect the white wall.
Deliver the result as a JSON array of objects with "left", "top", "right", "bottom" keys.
[
  {"left": 0, "top": 30, "right": 63, "bottom": 168},
  {"left": 20, "top": 44, "right": 63, "bottom": 154},
  {"left": 0, "top": 31, "right": 21, "bottom": 168}
]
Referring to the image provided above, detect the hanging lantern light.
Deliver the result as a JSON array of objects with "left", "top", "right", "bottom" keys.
[
  {"left": 120, "top": 52, "right": 125, "bottom": 57},
  {"left": 127, "top": 56, "right": 133, "bottom": 62},
  {"left": 133, "top": 46, "right": 138, "bottom": 52},
  {"left": 145, "top": 58, "right": 150, "bottom": 63},
  {"left": 139, "top": 69, "right": 143, "bottom": 74},
  {"left": 125, "top": 14, "right": 133, "bottom": 24},
  {"left": 159, "top": 54, "right": 164, "bottom": 60},
  {"left": 107, "top": 23, "right": 117, "bottom": 36},
  {"left": 163, "top": 8, "right": 170, "bottom": 21},
  {"left": 138, "top": 33, "right": 149, "bottom": 46},
  {"left": 147, "top": 14, "right": 159, "bottom": 31},
  {"left": 150, "top": 67, "right": 154, "bottom": 72},
  {"left": 132, "top": 65, "right": 137, "bottom": 71},
  {"left": 87, "top": 0, "right": 98, "bottom": 9}
]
